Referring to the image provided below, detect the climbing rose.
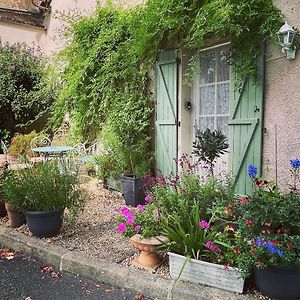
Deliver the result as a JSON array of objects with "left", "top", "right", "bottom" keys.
[{"left": 117, "top": 223, "right": 126, "bottom": 234}]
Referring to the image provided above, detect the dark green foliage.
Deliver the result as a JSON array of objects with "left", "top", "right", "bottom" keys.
[
  {"left": 0, "top": 42, "right": 57, "bottom": 139},
  {"left": 193, "top": 129, "right": 229, "bottom": 175}
]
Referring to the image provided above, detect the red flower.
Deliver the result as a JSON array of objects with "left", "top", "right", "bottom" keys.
[
  {"left": 261, "top": 230, "right": 271, "bottom": 234},
  {"left": 264, "top": 222, "right": 271, "bottom": 227},
  {"left": 236, "top": 197, "right": 249, "bottom": 204},
  {"left": 223, "top": 263, "right": 230, "bottom": 270},
  {"left": 277, "top": 228, "right": 285, "bottom": 234},
  {"left": 249, "top": 249, "right": 255, "bottom": 254},
  {"left": 245, "top": 218, "right": 253, "bottom": 227},
  {"left": 286, "top": 243, "right": 293, "bottom": 249},
  {"left": 253, "top": 242, "right": 259, "bottom": 248},
  {"left": 233, "top": 248, "right": 241, "bottom": 254}
]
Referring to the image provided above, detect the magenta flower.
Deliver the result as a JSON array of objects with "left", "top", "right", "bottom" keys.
[
  {"left": 205, "top": 241, "right": 222, "bottom": 253},
  {"left": 145, "top": 195, "right": 152, "bottom": 203},
  {"left": 199, "top": 220, "right": 210, "bottom": 229},
  {"left": 136, "top": 204, "right": 144, "bottom": 211},
  {"left": 126, "top": 217, "right": 135, "bottom": 225},
  {"left": 120, "top": 207, "right": 134, "bottom": 218},
  {"left": 134, "top": 225, "right": 141, "bottom": 232},
  {"left": 117, "top": 223, "right": 126, "bottom": 234}
]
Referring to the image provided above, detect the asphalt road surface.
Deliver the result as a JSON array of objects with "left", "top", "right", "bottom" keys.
[{"left": 0, "top": 245, "right": 150, "bottom": 300}]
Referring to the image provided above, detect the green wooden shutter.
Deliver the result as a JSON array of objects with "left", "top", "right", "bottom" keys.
[
  {"left": 155, "top": 50, "right": 178, "bottom": 176},
  {"left": 229, "top": 53, "right": 264, "bottom": 195}
]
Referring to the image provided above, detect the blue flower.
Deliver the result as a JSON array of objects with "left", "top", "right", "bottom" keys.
[
  {"left": 256, "top": 238, "right": 285, "bottom": 257},
  {"left": 255, "top": 237, "right": 266, "bottom": 247},
  {"left": 248, "top": 165, "right": 257, "bottom": 178},
  {"left": 290, "top": 159, "right": 300, "bottom": 169}
]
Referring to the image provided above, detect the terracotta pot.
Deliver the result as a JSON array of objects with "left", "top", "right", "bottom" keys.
[
  {"left": 0, "top": 194, "right": 7, "bottom": 217},
  {"left": 5, "top": 203, "right": 26, "bottom": 228},
  {"left": 130, "top": 234, "right": 168, "bottom": 268}
]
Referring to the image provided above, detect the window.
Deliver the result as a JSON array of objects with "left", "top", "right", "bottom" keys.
[{"left": 193, "top": 47, "right": 230, "bottom": 137}]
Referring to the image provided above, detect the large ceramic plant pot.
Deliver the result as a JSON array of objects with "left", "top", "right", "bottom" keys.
[
  {"left": 0, "top": 195, "right": 7, "bottom": 217},
  {"left": 5, "top": 203, "right": 26, "bottom": 228},
  {"left": 24, "top": 210, "right": 64, "bottom": 238},
  {"left": 254, "top": 265, "right": 300, "bottom": 300},
  {"left": 121, "top": 176, "right": 145, "bottom": 207}
]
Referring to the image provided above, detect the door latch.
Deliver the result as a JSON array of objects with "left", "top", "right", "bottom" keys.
[{"left": 254, "top": 105, "right": 260, "bottom": 112}]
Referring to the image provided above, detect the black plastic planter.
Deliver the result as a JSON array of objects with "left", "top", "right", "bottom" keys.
[
  {"left": 121, "top": 175, "right": 145, "bottom": 207},
  {"left": 24, "top": 210, "right": 63, "bottom": 238},
  {"left": 254, "top": 265, "right": 300, "bottom": 300}
]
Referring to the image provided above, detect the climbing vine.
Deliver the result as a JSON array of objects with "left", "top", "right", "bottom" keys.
[{"left": 51, "top": 0, "right": 283, "bottom": 174}]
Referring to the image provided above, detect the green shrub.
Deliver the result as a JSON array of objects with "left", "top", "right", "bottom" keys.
[{"left": 0, "top": 42, "right": 57, "bottom": 138}]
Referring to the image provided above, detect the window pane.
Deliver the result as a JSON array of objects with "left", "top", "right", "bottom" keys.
[
  {"left": 217, "top": 83, "right": 230, "bottom": 114},
  {"left": 200, "top": 86, "right": 215, "bottom": 115},
  {"left": 217, "top": 50, "right": 230, "bottom": 82},
  {"left": 217, "top": 116, "right": 229, "bottom": 137},
  {"left": 200, "top": 53, "right": 216, "bottom": 84},
  {"left": 199, "top": 117, "right": 214, "bottom": 132}
]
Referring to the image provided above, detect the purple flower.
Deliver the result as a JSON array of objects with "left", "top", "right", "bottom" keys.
[
  {"left": 204, "top": 241, "right": 221, "bottom": 253},
  {"left": 117, "top": 223, "right": 126, "bottom": 234},
  {"left": 120, "top": 207, "right": 133, "bottom": 218},
  {"left": 145, "top": 195, "right": 152, "bottom": 203},
  {"left": 248, "top": 165, "right": 257, "bottom": 178},
  {"left": 133, "top": 225, "right": 141, "bottom": 232},
  {"left": 199, "top": 220, "right": 210, "bottom": 229},
  {"left": 290, "top": 159, "right": 300, "bottom": 169},
  {"left": 136, "top": 204, "right": 144, "bottom": 211},
  {"left": 126, "top": 217, "right": 135, "bottom": 225}
]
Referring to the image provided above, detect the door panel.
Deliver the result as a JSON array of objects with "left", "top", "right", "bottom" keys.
[
  {"left": 155, "top": 50, "right": 178, "bottom": 176},
  {"left": 229, "top": 53, "right": 264, "bottom": 195}
]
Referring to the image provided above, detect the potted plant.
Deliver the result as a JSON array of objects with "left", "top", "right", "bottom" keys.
[
  {"left": 234, "top": 160, "right": 300, "bottom": 299},
  {"left": 115, "top": 200, "right": 166, "bottom": 268},
  {"left": 146, "top": 156, "right": 244, "bottom": 293},
  {"left": 3, "top": 161, "right": 87, "bottom": 237},
  {"left": 0, "top": 162, "right": 27, "bottom": 227},
  {"left": 105, "top": 97, "right": 153, "bottom": 206},
  {"left": 0, "top": 162, "right": 8, "bottom": 217},
  {"left": 193, "top": 128, "right": 229, "bottom": 177}
]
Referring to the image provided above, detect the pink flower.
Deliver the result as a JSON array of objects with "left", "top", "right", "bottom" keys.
[
  {"left": 120, "top": 207, "right": 134, "bottom": 218},
  {"left": 199, "top": 220, "right": 210, "bottom": 229},
  {"left": 145, "top": 195, "right": 152, "bottom": 203},
  {"left": 204, "top": 241, "right": 222, "bottom": 253},
  {"left": 117, "top": 223, "right": 126, "bottom": 234},
  {"left": 264, "top": 222, "right": 272, "bottom": 227},
  {"left": 126, "top": 217, "right": 135, "bottom": 225},
  {"left": 134, "top": 225, "right": 141, "bottom": 232},
  {"left": 136, "top": 204, "right": 144, "bottom": 211}
]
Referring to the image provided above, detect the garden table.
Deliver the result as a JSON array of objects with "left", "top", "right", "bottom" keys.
[{"left": 32, "top": 146, "right": 73, "bottom": 161}]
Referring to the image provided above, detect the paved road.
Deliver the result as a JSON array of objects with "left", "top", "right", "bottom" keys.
[{"left": 0, "top": 246, "right": 149, "bottom": 300}]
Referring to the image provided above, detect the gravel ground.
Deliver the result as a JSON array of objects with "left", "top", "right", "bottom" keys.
[{"left": 0, "top": 178, "right": 170, "bottom": 277}]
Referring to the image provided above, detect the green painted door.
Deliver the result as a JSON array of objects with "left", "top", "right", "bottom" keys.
[
  {"left": 229, "top": 54, "right": 264, "bottom": 195},
  {"left": 155, "top": 50, "right": 178, "bottom": 176}
]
